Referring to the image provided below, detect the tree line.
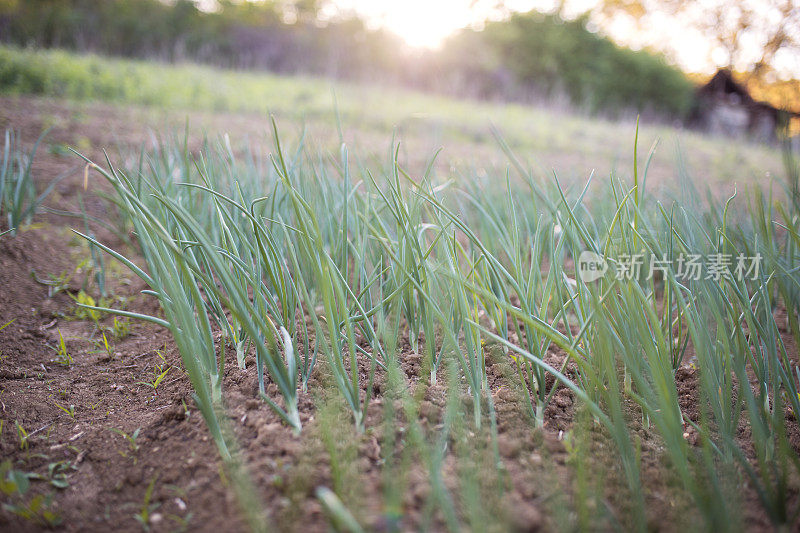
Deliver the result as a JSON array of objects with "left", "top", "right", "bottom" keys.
[{"left": 0, "top": 0, "right": 695, "bottom": 118}]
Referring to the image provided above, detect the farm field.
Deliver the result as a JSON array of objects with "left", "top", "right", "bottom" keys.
[
  {"left": 0, "top": 46, "right": 787, "bottom": 186},
  {"left": 1, "top": 50, "right": 799, "bottom": 533}
]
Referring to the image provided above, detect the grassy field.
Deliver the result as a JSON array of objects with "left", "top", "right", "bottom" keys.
[
  {"left": 1, "top": 48, "right": 799, "bottom": 532},
  {"left": 0, "top": 45, "right": 789, "bottom": 189}
]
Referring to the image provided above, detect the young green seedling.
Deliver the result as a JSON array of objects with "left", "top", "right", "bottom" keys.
[
  {"left": 111, "top": 427, "right": 141, "bottom": 462},
  {"left": 52, "top": 329, "right": 72, "bottom": 366}
]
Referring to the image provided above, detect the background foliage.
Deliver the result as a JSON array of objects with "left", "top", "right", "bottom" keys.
[{"left": 0, "top": 0, "right": 695, "bottom": 118}]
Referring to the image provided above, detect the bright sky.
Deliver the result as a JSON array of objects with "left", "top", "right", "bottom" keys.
[
  {"left": 323, "top": 0, "right": 799, "bottom": 77},
  {"left": 326, "top": 0, "right": 588, "bottom": 48}
]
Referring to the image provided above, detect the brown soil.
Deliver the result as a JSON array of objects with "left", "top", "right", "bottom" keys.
[{"left": 1, "top": 96, "right": 798, "bottom": 532}]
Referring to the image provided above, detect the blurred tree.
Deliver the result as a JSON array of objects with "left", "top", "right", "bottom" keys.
[
  {"left": 473, "top": 11, "right": 694, "bottom": 116},
  {"left": 596, "top": 0, "right": 800, "bottom": 80},
  {"left": 293, "top": 0, "right": 320, "bottom": 20},
  {"left": 0, "top": 0, "right": 18, "bottom": 16},
  {"left": 0, "top": 0, "right": 695, "bottom": 118}
]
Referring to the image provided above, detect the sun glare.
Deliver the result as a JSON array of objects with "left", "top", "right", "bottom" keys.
[
  {"left": 382, "top": 4, "right": 449, "bottom": 47},
  {"left": 382, "top": 1, "right": 478, "bottom": 48},
  {"left": 333, "top": 0, "right": 494, "bottom": 48},
  {"left": 334, "top": 0, "right": 564, "bottom": 48}
]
